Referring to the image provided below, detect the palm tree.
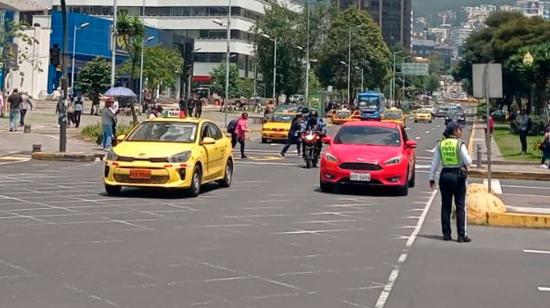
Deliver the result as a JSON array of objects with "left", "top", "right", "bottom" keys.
[{"left": 116, "top": 13, "right": 145, "bottom": 125}]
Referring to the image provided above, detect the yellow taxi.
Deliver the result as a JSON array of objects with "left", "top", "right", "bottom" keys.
[
  {"left": 330, "top": 109, "right": 361, "bottom": 125},
  {"left": 381, "top": 108, "right": 406, "bottom": 127},
  {"left": 413, "top": 109, "right": 433, "bottom": 123},
  {"left": 104, "top": 115, "right": 233, "bottom": 197},
  {"left": 261, "top": 113, "right": 294, "bottom": 143}
]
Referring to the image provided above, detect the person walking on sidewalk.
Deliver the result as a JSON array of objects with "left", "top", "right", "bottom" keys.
[
  {"left": 7, "top": 89, "right": 23, "bottom": 132},
  {"left": 194, "top": 96, "right": 203, "bottom": 118},
  {"left": 429, "top": 122, "right": 473, "bottom": 243},
  {"left": 540, "top": 121, "right": 550, "bottom": 169},
  {"left": 517, "top": 109, "right": 531, "bottom": 155},
  {"left": 187, "top": 96, "right": 195, "bottom": 118},
  {"left": 73, "top": 95, "right": 83, "bottom": 128},
  {"left": 0, "top": 91, "right": 4, "bottom": 118},
  {"left": 19, "top": 92, "right": 33, "bottom": 127},
  {"left": 235, "top": 113, "right": 251, "bottom": 159},
  {"left": 101, "top": 99, "right": 116, "bottom": 150}
]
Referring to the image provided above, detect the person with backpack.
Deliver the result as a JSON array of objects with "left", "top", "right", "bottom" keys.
[
  {"left": 227, "top": 118, "right": 239, "bottom": 148},
  {"left": 516, "top": 109, "right": 531, "bottom": 155}
]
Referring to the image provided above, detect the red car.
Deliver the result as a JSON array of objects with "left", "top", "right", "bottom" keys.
[{"left": 319, "top": 121, "right": 416, "bottom": 195}]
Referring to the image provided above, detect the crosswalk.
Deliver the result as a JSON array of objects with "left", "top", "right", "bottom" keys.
[{"left": 0, "top": 154, "right": 31, "bottom": 165}]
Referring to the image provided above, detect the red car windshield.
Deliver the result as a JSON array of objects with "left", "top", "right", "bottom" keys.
[{"left": 334, "top": 126, "right": 401, "bottom": 146}]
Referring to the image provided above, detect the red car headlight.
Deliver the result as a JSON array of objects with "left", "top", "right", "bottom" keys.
[
  {"left": 384, "top": 156, "right": 402, "bottom": 166},
  {"left": 325, "top": 152, "right": 338, "bottom": 163}
]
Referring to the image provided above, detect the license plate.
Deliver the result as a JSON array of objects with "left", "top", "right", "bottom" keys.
[
  {"left": 129, "top": 169, "right": 151, "bottom": 179},
  {"left": 350, "top": 172, "right": 371, "bottom": 182}
]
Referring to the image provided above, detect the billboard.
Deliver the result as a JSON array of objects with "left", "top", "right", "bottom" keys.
[{"left": 401, "top": 63, "right": 429, "bottom": 76}]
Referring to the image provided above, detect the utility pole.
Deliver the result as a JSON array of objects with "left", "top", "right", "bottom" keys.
[
  {"left": 304, "top": 1, "right": 310, "bottom": 106},
  {"left": 224, "top": 0, "right": 231, "bottom": 127},
  {"left": 111, "top": 0, "right": 118, "bottom": 87},
  {"left": 59, "top": 0, "right": 68, "bottom": 152},
  {"left": 273, "top": 37, "right": 277, "bottom": 104},
  {"left": 347, "top": 27, "right": 351, "bottom": 105}
]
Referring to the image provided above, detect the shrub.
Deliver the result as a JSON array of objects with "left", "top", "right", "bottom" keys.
[{"left": 81, "top": 122, "right": 133, "bottom": 145}]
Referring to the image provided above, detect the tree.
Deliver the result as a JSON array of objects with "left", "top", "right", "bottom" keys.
[
  {"left": 423, "top": 73, "right": 441, "bottom": 94},
  {"left": 120, "top": 45, "right": 183, "bottom": 98},
  {"left": 116, "top": 13, "right": 145, "bottom": 125},
  {"left": 506, "top": 43, "right": 550, "bottom": 113},
  {"left": 317, "top": 8, "right": 391, "bottom": 97},
  {"left": 253, "top": 4, "right": 305, "bottom": 97},
  {"left": 210, "top": 63, "right": 240, "bottom": 98},
  {"left": 75, "top": 57, "right": 111, "bottom": 109},
  {"left": 1, "top": 21, "right": 40, "bottom": 90},
  {"left": 453, "top": 12, "right": 550, "bottom": 110}
]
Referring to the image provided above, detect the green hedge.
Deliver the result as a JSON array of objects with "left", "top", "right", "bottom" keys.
[{"left": 81, "top": 123, "right": 133, "bottom": 144}]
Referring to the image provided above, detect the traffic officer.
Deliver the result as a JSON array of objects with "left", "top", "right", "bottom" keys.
[{"left": 429, "top": 122, "right": 473, "bottom": 243}]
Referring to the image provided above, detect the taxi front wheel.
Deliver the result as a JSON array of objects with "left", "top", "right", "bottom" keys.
[
  {"left": 105, "top": 184, "right": 121, "bottom": 196},
  {"left": 187, "top": 167, "right": 202, "bottom": 197},
  {"left": 218, "top": 160, "right": 233, "bottom": 188}
]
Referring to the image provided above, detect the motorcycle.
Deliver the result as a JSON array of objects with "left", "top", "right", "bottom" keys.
[{"left": 301, "top": 130, "right": 325, "bottom": 168}]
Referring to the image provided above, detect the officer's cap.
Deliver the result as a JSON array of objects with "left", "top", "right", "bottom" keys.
[{"left": 443, "top": 122, "right": 463, "bottom": 137}]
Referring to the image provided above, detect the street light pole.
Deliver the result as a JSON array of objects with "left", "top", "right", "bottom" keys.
[
  {"left": 392, "top": 52, "right": 397, "bottom": 103},
  {"left": 224, "top": 0, "right": 231, "bottom": 128},
  {"left": 70, "top": 23, "right": 89, "bottom": 96},
  {"left": 139, "top": 36, "right": 154, "bottom": 108},
  {"left": 347, "top": 27, "right": 351, "bottom": 105},
  {"left": 273, "top": 37, "right": 277, "bottom": 104},
  {"left": 111, "top": 0, "right": 117, "bottom": 87},
  {"left": 305, "top": 1, "right": 310, "bottom": 106}
]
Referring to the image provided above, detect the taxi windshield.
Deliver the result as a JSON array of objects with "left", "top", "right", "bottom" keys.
[
  {"left": 384, "top": 111, "right": 403, "bottom": 120},
  {"left": 336, "top": 110, "right": 351, "bottom": 117},
  {"left": 271, "top": 114, "right": 293, "bottom": 122},
  {"left": 127, "top": 122, "right": 197, "bottom": 143},
  {"left": 334, "top": 126, "right": 401, "bottom": 146}
]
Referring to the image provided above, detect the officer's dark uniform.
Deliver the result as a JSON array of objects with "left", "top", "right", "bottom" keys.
[{"left": 430, "top": 122, "right": 472, "bottom": 242}]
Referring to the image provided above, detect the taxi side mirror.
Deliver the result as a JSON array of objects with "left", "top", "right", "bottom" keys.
[
  {"left": 116, "top": 134, "right": 126, "bottom": 143},
  {"left": 201, "top": 137, "right": 216, "bottom": 145},
  {"left": 406, "top": 140, "right": 417, "bottom": 149},
  {"left": 321, "top": 136, "right": 332, "bottom": 144}
]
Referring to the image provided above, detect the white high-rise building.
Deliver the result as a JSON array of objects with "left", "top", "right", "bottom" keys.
[{"left": 52, "top": 1, "right": 302, "bottom": 83}]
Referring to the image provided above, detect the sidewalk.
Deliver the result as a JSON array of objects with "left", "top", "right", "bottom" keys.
[{"left": 468, "top": 121, "right": 550, "bottom": 180}]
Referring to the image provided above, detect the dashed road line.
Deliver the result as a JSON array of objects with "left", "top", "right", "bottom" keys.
[{"left": 523, "top": 249, "right": 550, "bottom": 255}]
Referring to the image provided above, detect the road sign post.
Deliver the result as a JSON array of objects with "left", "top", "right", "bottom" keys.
[{"left": 473, "top": 63, "right": 503, "bottom": 193}]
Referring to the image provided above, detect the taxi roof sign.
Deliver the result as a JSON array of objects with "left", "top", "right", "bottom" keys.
[{"left": 162, "top": 110, "right": 184, "bottom": 118}]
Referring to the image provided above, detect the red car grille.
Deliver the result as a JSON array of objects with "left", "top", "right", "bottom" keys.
[
  {"left": 339, "top": 162, "right": 382, "bottom": 171},
  {"left": 113, "top": 174, "right": 170, "bottom": 184}
]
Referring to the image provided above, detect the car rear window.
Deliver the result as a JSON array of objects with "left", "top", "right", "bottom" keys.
[{"left": 334, "top": 126, "right": 401, "bottom": 146}]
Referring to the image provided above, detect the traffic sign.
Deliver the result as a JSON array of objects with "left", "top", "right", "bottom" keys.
[{"left": 401, "top": 63, "right": 429, "bottom": 76}]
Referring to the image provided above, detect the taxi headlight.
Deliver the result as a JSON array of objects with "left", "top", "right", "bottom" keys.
[
  {"left": 168, "top": 151, "right": 191, "bottom": 163},
  {"left": 384, "top": 156, "right": 401, "bottom": 166},
  {"left": 325, "top": 152, "right": 338, "bottom": 163},
  {"left": 106, "top": 149, "right": 118, "bottom": 161}
]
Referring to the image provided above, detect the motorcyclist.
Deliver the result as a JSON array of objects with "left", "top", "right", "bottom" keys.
[{"left": 306, "top": 111, "right": 326, "bottom": 132}]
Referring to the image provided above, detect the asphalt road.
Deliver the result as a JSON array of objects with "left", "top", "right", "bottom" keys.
[{"left": 0, "top": 116, "right": 547, "bottom": 308}]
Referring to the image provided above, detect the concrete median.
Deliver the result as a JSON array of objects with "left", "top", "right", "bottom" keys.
[
  {"left": 468, "top": 167, "right": 550, "bottom": 181},
  {"left": 32, "top": 152, "right": 105, "bottom": 162},
  {"left": 467, "top": 183, "right": 550, "bottom": 229}
]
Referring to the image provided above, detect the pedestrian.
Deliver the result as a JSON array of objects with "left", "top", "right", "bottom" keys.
[
  {"left": 178, "top": 98, "right": 188, "bottom": 117},
  {"left": 7, "top": 89, "right": 23, "bottom": 132},
  {"left": 66, "top": 96, "right": 75, "bottom": 127},
  {"left": 187, "top": 96, "right": 195, "bottom": 118},
  {"left": 227, "top": 118, "right": 239, "bottom": 148},
  {"left": 0, "top": 91, "right": 4, "bottom": 118},
  {"left": 429, "top": 122, "right": 473, "bottom": 243},
  {"left": 110, "top": 100, "right": 119, "bottom": 140},
  {"left": 264, "top": 100, "right": 275, "bottom": 122},
  {"left": 194, "top": 95, "right": 203, "bottom": 118},
  {"left": 516, "top": 109, "right": 530, "bottom": 155},
  {"left": 540, "top": 121, "right": 550, "bottom": 169},
  {"left": 280, "top": 114, "right": 304, "bottom": 158},
  {"left": 73, "top": 95, "right": 83, "bottom": 128},
  {"left": 235, "top": 112, "right": 251, "bottom": 159},
  {"left": 19, "top": 92, "right": 33, "bottom": 127},
  {"left": 101, "top": 99, "right": 116, "bottom": 150}
]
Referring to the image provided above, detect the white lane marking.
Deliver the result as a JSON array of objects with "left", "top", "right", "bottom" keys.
[
  {"left": 375, "top": 190, "right": 437, "bottom": 308},
  {"left": 415, "top": 164, "right": 431, "bottom": 169},
  {"left": 425, "top": 131, "right": 430, "bottom": 134},
  {"left": 426, "top": 147, "right": 436, "bottom": 153},
  {"left": 483, "top": 179, "right": 502, "bottom": 195},
  {"left": 523, "top": 249, "right": 550, "bottom": 255},
  {"left": 538, "top": 287, "right": 550, "bottom": 292},
  {"left": 501, "top": 184, "right": 550, "bottom": 191},
  {"left": 508, "top": 207, "right": 550, "bottom": 215},
  {"left": 415, "top": 137, "right": 421, "bottom": 140}
]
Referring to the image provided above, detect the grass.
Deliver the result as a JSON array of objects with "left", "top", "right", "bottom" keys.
[{"left": 493, "top": 126, "right": 542, "bottom": 163}]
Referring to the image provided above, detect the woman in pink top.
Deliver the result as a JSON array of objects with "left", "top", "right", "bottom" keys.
[{"left": 235, "top": 112, "right": 251, "bottom": 159}]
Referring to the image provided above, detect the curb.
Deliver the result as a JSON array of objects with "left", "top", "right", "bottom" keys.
[
  {"left": 468, "top": 168, "right": 550, "bottom": 181},
  {"left": 469, "top": 212, "right": 550, "bottom": 229},
  {"left": 32, "top": 152, "right": 104, "bottom": 162}
]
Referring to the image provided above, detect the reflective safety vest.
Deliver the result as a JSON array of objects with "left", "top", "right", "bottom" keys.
[{"left": 439, "top": 138, "right": 462, "bottom": 168}]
